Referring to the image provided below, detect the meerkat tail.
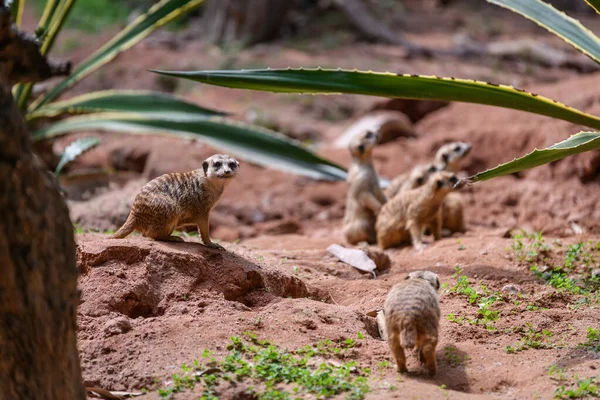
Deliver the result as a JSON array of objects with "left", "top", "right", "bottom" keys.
[
  {"left": 110, "top": 213, "right": 136, "bottom": 239},
  {"left": 400, "top": 322, "right": 417, "bottom": 349}
]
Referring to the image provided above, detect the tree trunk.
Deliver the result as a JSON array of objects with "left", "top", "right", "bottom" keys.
[
  {"left": 203, "top": 0, "right": 294, "bottom": 46},
  {"left": 0, "top": 4, "right": 84, "bottom": 399}
]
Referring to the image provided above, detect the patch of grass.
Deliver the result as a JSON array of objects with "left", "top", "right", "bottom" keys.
[
  {"left": 444, "top": 266, "right": 503, "bottom": 329},
  {"left": 554, "top": 376, "right": 599, "bottom": 399},
  {"left": 548, "top": 365, "right": 569, "bottom": 382},
  {"left": 511, "top": 230, "right": 550, "bottom": 264},
  {"left": 443, "top": 346, "right": 470, "bottom": 366},
  {"left": 512, "top": 233, "right": 600, "bottom": 301},
  {"left": 505, "top": 324, "right": 556, "bottom": 353},
  {"left": 73, "top": 225, "right": 115, "bottom": 235},
  {"left": 446, "top": 313, "right": 465, "bottom": 325},
  {"left": 578, "top": 327, "right": 600, "bottom": 352},
  {"left": 157, "top": 333, "right": 371, "bottom": 399}
]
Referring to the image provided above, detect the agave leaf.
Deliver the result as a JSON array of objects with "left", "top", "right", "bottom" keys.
[
  {"left": 55, "top": 136, "right": 100, "bottom": 176},
  {"left": 8, "top": 0, "right": 24, "bottom": 26},
  {"left": 32, "top": 113, "right": 347, "bottom": 181},
  {"left": 41, "top": 0, "right": 77, "bottom": 54},
  {"left": 14, "top": 0, "right": 74, "bottom": 109},
  {"left": 487, "top": 0, "right": 600, "bottom": 65},
  {"left": 585, "top": 0, "right": 600, "bottom": 14},
  {"left": 470, "top": 131, "right": 600, "bottom": 182},
  {"left": 37, "top": 0, "right": 61, "bottom": 35},
  {"left": 151, "top": 68, "right": 600, "bottom": 130},
  {"left": 28, "top": 90, "right": 228, "bottom": 120},
  {"left": 29, "top": 0, "right": 206, "bottom": 112}
]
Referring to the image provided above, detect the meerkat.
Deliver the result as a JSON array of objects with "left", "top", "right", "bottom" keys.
[
  {"left": 435, "top": 141, "right": 472, "bottom": 173},
  {"left": 385, "top": 141, "right": 471, "bottom": 198},
  {"left": 376, "top": 171, "right": 459, "bottom": 251},
  {"left": 343, "top": 130, "right": 387, "bottom": 245},
  {"left": 384, "top": 270, "right": 441, "bottom": 376},
  {"left": 110, "top": 154, "right": 239, "bottom": 249},
  {"left": 441, "top": 192, "right": 466, "bottom": 233},
  {"left": 436, "top": 141, "right": 471, "bottom": 234},
  {"left": 384, "top": 162, "right": 442, "bottom": 199}
]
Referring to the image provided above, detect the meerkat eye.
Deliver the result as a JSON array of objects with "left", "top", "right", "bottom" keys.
[
  {"left": 365, "top": 131, "right": 373, "bottom": 139},
  {"left": 228, "top": 162, "right": 236, "bottom": 169},
  {"left": 416, "top": 177, "right": 425, "bottom": 185},
  {"left": 428, "top": 165, "right": 437, "bottom": 173},
  {"left": 214, "top": 161, "right": 222, "bottom": 168},
  {"left": 450, "top": 176, "right": 458, "bottom": 184},
  {"left": 454, "top": 145, "right": 462, "bottom": 152}
]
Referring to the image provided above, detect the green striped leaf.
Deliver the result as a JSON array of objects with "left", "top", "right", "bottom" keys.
[
  {"left": 37, "top": 0, "right": 61, "bottom": 35},
  {"left": 585, "top": 0, "right": 600, "bottom": 14},
  {"left": 41, "top": 0, "right": 77, "bottom": 55},
  {"left": 487, "top": 0, "right": 600, "bottom": 65},
  {"left": 151, "top": 68, "right": 600, "bottom": 130},
  {"left": 32, "top": 113, "right": 347, "bottom": 181},
  {"left": 55, "top": 136, "right": 100, "bottom": 176},
  {"left": 29, "top": 0, "right": 206, "bottom": 111},
  {"left": 15, "top": 0, "right": 75, "bottom": 109},
  {"left": 28, "top": 90, "right": 228, "bottom": 120},
  {"left": 470, "top": 131, "right": 600, "bottom": 182},
  {"left": 8, "top": 0, "right": 24, "bottom": 26}
]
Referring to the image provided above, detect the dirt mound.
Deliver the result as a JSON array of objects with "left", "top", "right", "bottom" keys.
[{"left": 76, "top": 234, "right": 312, "bottom": 316}]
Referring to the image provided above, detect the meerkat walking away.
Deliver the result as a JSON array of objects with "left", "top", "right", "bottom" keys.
[
  {"left": 343, "top": 130, "right": 387, "bottom": 245},
  {"left": 111, "top": 154, "right": 239, "bottom": 249},
  {"left": 384, "top": 270, "right": 441, "bottom": 376},
  {"left": 376, "top": 171, "right": 459, "bottom": 251}
]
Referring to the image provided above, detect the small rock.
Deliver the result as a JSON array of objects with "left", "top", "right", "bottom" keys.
[
  {"left": 501, "top": 284, "right": 523, "bottom": 294},
  {"left": 103, "top": 316, "right": 132, "bottom": 336}
]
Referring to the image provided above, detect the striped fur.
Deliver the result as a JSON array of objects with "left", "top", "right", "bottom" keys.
[
  {"left": 111, "top": 154, "right": 239, "bottom": 248},
  {"left": 384, "top": 271, "right": 441, "bottom": 376}
]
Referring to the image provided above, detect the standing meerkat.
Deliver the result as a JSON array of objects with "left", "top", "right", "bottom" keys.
[
  {"left": 435, "top": 141, "right": 472, "bottom": 173},
  {"left": 376, "top": 171, "right": 459, "bottom": 251},
  {"left": 384, "top": 270, "right": 441, "bottom": 376},
  {"left": 384, "top": 141, "right": 471, "bottom": 198},
  {"left": 110, "top": 154, "right": 239, "bottom": 249},
  {"left": 384, "top": 162, "right": 441, "bottom": 199},
  {"left": 436, "top": 141, "right": 471, "bottom": 234},
  {"left": 342, "top": 130, "right": 387, "bottom": 245}
]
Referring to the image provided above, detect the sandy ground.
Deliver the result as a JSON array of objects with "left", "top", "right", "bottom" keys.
[{"left": 22, "top": 3, "right": 600, "bottom": 399}]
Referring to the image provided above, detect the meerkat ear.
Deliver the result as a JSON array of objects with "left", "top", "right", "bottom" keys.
[
  {"left": 442, "top": 153, "right": 449, "bottom": 163},
  {"left": 436, "top": 179, "right": 444, "bottom": 189},
  {"left": 435, "top": 277, "right": 440, "bottom": 290},
  {"left": 357, "top": 144, "right": 365, "bottom": 154},
  {"left": 416, "top": 177, "right": 425, "bottom": 185},
  {"left": 202, "top": 161, "right": 209, "bottom": 175}
]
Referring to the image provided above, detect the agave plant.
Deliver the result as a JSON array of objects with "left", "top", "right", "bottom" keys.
[
  {"left": 12, "top": 0, "right": 346, "bottom": 181},
  {"left": 150, "top": 0, "right": 600, "bottom": 183}
]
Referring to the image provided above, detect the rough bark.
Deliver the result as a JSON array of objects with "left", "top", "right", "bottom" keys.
[
  {"left": 203, "top": 0, "right": 294, "bottom": 46},
  {"left": 0, "top": 4, "right": 84, "bottom": 399}
]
